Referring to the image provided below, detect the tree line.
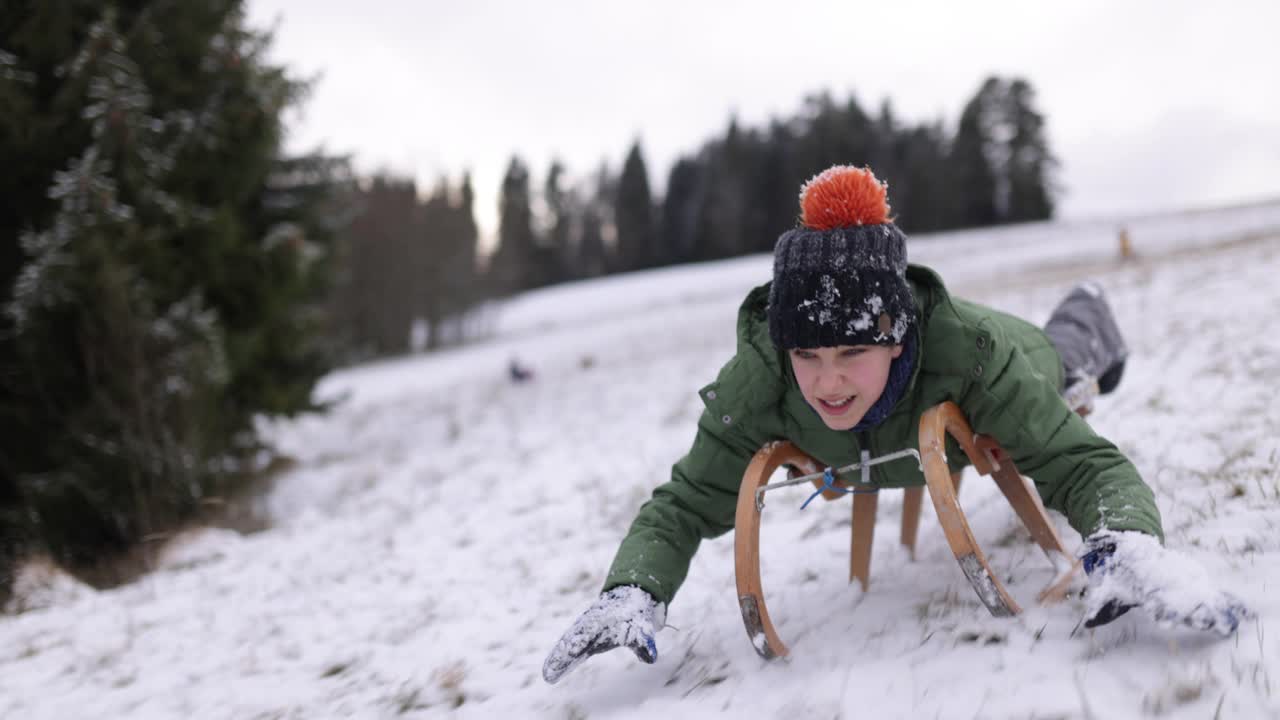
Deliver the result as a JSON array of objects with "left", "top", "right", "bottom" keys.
[
  {"left": 0, "top": 1, "right": 1056, "bottom": 600},
  {"left": 338, "top": 76, "right": 1057, "bottom": 361}
]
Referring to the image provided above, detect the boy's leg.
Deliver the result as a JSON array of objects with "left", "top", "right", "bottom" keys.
[{"left": 1044, "top": 281, "right": 1129, "bottom": 395}]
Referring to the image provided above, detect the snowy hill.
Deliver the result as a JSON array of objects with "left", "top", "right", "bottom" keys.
[{"left": 4, "top": 202, "right": 1280, "bottom": 719}]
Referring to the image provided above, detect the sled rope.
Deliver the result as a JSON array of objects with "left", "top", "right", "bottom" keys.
[{"left": 800, "top": 467, "right": 877, "bottom": 509}]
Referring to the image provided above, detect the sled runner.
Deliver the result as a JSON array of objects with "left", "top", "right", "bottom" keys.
[{"left": 734, "top": 401, "right": 1082, "bottom": 659}]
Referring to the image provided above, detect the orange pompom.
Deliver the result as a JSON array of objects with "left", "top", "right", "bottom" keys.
[{"left": 799, "top": 166, "right": 890, "bottom": 230}]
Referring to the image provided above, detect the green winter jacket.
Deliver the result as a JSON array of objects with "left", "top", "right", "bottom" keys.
[{"left": 604, "top": 265, "right": 1163, "bottom": 605}]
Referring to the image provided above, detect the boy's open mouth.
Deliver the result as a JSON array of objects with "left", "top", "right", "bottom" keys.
[{"left": 818, "top": 396, "right": 854, "bottom": 415}]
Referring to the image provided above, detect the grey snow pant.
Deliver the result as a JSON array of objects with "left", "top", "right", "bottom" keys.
[{"left": 1044, "top": 281, "right": 1129, "bottom": 394}]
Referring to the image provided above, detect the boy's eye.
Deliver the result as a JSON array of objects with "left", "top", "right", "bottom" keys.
[{"left": 840, "top": 348, "right": 865, "bottom": 358}]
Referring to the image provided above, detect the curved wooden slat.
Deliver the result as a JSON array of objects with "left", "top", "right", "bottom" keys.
[
  {"left": 734, "top": 441, "right": 819, "bottom": 659},
  {"left": 918, "top": 403, "right": 1020, "bottom": 616}
]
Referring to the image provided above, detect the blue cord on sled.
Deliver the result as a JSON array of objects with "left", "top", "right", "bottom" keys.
[{"left": 800, "top": 467, "right": 878, "bottom": 509}]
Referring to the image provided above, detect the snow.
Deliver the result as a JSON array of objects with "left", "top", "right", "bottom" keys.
[{"left": 3, "top": 202, "right": 1280, "bottom": 718}]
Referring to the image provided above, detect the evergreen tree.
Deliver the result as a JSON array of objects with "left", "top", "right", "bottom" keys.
[
  {"left": 417, "top": 181, "right": 452, "bottom": 350},
  {"left": 894, "top": 121, "right": 951, "bottom": 233},
  {"left": 947, "top": 78, "right": 1001, "bottom": 227},
  {"left": 661, "top": 157, "right": 703, "bottom": 264},
  {"left": 756, "top": 121, "right": 800, "bottom": 246},
  {"left": 795, "top": 92, "right": 877, "bottom": 179},
  {"left": 433, "top": 172, "right": 481, "bottom": 346},
  {"left": 490, "top": 155, "right": 538, "bottom": 293},
  {"left": 724, "top": 122, "right": 774, "bottom": 256},
  {"left": 434, "top": 174, "right": 481, "bottom": 343},
  {"left": 692, "top": 120, "right": 749, "bottom": 260},
  {"left": 1003, "top": 79, "right": 1057, "bottom": 222},
  {"left": 453, "top": 172, "right": 480, "bottom": 299},
  {"left": 537, "top": 161, "right": 572, "bottom": 287},
  {"left": 614, "top": 141, "right": 656, "bottom": 271},
  {"left": 747, "top": 123, "right": 792, "bottom": 253},
  {"left": 327, "top": 172, "right": 480, "bottom": 358},
  {"left": 576, "top": 201, "right": 608, "bottom": 279},
  {"left": 871, "top": 100, "right": 903, "bottom": 187},
  {"left": 944, "top": 76, "right": 1059, "bottom": 227},
  {"left": 335, "top": 175, "right": 418, "bottom": 357},
  {"left": 0, "top": 2, "right": 349, "bottom": 581},
  {"left": 839, "top": 95, "right": 878, "bottom": 169},
  {"left": 576, "top": 163, "right": 614, "bottom": 278}
]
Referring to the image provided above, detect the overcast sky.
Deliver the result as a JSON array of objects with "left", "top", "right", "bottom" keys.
[{"left": 246, "top": 0, "right": 1280, "bottom": 242}]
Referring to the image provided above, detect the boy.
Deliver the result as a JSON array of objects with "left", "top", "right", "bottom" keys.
[{"left": 543, "top": 166, "right": 1248, "bottom": 684}]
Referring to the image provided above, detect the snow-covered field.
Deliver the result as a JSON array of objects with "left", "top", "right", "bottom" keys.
[{"left": 4, "top": 203, "right": 1280, "bottom": 719}]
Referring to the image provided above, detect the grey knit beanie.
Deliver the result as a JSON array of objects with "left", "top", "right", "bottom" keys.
[{"left": 767, "top": 166, "right": 917, "bottom": 350}]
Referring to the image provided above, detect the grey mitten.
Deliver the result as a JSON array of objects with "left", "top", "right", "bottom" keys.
[{"left": 542, "top": 585, "right": 666, "bottom": 684}]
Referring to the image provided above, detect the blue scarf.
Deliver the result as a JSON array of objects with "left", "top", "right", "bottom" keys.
[{"left": 851, "top": 329, "right": 918, "bottom": 432}]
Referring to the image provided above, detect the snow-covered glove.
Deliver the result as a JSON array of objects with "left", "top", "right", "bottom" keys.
[
  {"left": 1081, "top": 531, "right": 1251, "bottom": 635},
  {"left": 542, "top": 585, "right": 666, "bottom": 684}
]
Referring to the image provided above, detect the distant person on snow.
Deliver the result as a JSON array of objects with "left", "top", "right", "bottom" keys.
[
  {"left": 508, "top": 357, "right": 534, "bottom": 383},
  {"left": 542, "top": 166, "right": 1251, "bottom": 683}
]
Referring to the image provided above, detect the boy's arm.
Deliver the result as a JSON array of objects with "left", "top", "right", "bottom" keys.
[
  {"left": 603, "top": 408, "right": 761, "bottom": 605},
  {"left": 960, "top": 331, "right": 1164, "bottom": 542}
]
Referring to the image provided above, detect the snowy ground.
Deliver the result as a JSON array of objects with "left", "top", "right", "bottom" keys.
[{"left": 3, "top": 203, "right": 1280, "bottom": 719}]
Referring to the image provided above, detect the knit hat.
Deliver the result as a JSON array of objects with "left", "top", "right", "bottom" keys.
[{"left": 767, "top": 166, "right": 917, "bottom": 350}]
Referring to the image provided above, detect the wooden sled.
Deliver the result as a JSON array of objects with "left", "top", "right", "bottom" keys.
[{"left": 733, "top": 401, "right": 1081, "bottom": 659}]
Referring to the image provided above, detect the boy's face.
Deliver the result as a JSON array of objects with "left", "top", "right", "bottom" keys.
[{"left": 788, "top": 344, "right": 903, "bottom": 431}]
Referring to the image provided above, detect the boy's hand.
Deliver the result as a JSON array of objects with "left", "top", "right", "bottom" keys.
[
  {"left": 1082, "top": 531, "right": 1251, "bottom": 635},
  {"left": 542, "top": 585, "right": 666, "bottom": 684}
]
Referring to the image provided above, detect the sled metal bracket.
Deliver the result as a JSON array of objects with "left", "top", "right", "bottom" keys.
[{"left": 752, "top": 448, "right": 922, "bottom": 511}]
